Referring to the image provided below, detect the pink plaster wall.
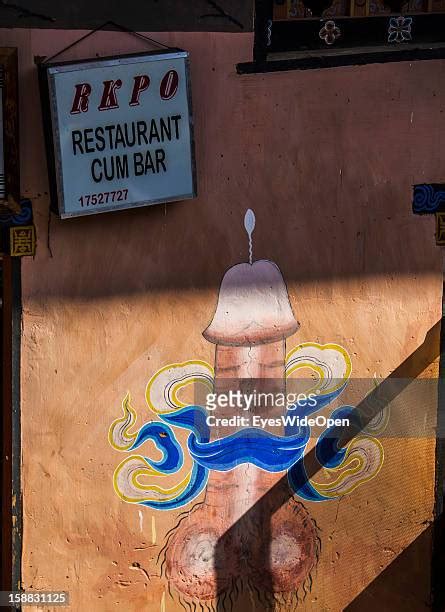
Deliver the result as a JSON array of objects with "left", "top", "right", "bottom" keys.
[{"left": 2, "top": 27, "right": 443, "bottom": 610}]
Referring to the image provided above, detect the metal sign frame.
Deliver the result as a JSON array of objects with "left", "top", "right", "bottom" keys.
[{"left": 39, "top": 49, "right": 197, "bottom": 219}]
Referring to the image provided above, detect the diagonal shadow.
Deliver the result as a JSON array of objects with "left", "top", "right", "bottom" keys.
[
  {"left": 344, "top": 516, "right": 443, "bottom": 612},
  {"left": 214, "top": 320, "right": 442, "bottom": 610}
]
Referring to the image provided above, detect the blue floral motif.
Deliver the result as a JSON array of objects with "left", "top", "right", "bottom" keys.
[{"left": 388, "top": 15, "right": 412, "bottom": 43}]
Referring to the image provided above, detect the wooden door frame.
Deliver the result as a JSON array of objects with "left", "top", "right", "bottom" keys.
[
  {"left": 0, "top": 46, "right": 21, "bottom": 598},
  {"left": 0, "top": 48, "right": 19, "bottom": 206},
  {"left": 1, "top": 256, "right": 22, "bottom": 597}
]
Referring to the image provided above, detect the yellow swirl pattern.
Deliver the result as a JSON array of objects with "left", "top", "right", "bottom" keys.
[
  {"left": 112, "top": 361, "right": 214, "bottom": 505},
  {"left": 285, "top": 342, "right": 352, "bottom": 396},
  {"left": 113, "top": 455, "right": 192, "bottom": 503},
  {"left": 310, "top": 436, "right": 384, "bottom": 498},
  {"left": 285, "top": 344, "right": 384, "bottom": 497},
  {"left": 359, "top": 378, "right": 391, "bottom": 436},
  {"left": 108, "top": 393, "right": 138, "bottom": 451},
  {"left": 146, "top": 360, "right": 214, "bottom": 415},
  {"left": 110, "top": 352, "right": 384, "bottom": 504}
]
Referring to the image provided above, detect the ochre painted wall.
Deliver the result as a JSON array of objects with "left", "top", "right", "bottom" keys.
[{"left": 3, "top": 27, "right": 443, "bottom": 610}]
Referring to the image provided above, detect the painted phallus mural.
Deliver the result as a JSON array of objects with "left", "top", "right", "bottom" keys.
[{"left": 109, "top": 210, "right": 386, "bottom": 609}]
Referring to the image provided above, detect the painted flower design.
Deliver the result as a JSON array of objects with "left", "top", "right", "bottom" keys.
[
  {"left": 319, "top": 20, "right": 341, "bottom": 45},
  {"left": 387, "top": 16, "right": 412, "bottom": 43}
]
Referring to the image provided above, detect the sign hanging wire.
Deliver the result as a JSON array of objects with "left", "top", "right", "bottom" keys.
[{"left": 41, "top": 20, "right": 171, "bottom": 64}]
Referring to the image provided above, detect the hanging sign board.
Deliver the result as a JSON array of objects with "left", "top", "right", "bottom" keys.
[{"left": 39, "top": 50, "right": 196, "bottom": 218}]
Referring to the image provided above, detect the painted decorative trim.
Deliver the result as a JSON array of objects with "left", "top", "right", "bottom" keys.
[
  {"left": 436, "top": 212, "right": 445, "bottom": 245},
  {"left": 9, "top": 226, "right": 36, "bottom": 257},
  {"left": 0, "top": 198, "right": 33, "bottom": 226},
  {"left": 267, "top": 18, "right": 273, "bottom": 46},
  {"left": 0, "top": 199, "right": 36, "bottom": 256},
  {"left": 319, "top": 20, "right": 341, "bottom": 45},
  {"left": 413, "top": 183, "right": 445, "bottom": 214},
  {"left": 387, "top": 15, "right": 412, "bottom": 43},
  {"left": 236, "top": 46, "right": 445, "bottom": 73}
]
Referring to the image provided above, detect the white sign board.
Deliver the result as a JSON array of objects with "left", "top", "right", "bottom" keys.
[{"left": 43, "top": 50, "right": 196, "bottom": 218}]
